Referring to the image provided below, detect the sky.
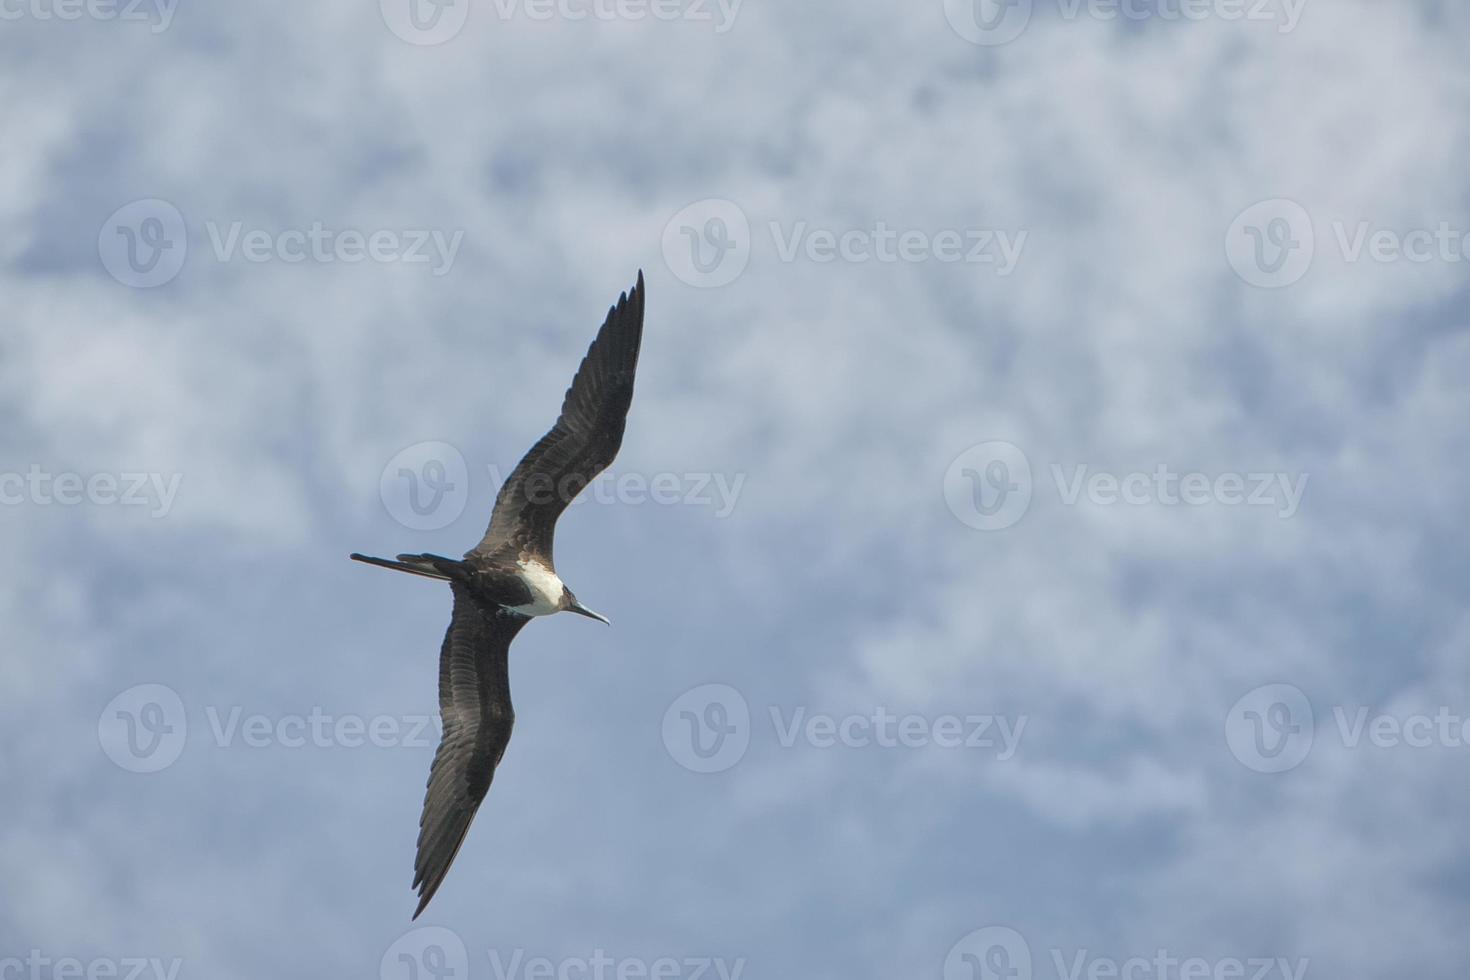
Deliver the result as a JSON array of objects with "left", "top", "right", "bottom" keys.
[{"left": 2, "top": 1, "right": 1469, "bottom": 978}]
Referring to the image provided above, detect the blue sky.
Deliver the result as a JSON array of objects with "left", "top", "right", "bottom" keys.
[{"left": 3, "top": 1, "right": 1469, "bottom": 978}]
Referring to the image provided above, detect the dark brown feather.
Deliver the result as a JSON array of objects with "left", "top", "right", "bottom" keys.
[
  {"left": 469, "top": 271, "right": 645, "bottom": 565},
  {"left": 411, "top": 583, "right": 528, "bottom": 919}
]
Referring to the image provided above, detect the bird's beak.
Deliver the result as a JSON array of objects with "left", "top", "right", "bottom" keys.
[{"left": 566, "top": 599, "right": 611, "bottom": 625}]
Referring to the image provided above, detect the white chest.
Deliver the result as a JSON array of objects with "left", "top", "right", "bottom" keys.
[{"left": 509, "top": 560, "right": 564, "bottom": 616}]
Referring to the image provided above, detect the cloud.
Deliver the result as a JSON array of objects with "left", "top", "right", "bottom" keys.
[{"left": 2, "top": 1, "right": 1468, "bottom": 977}]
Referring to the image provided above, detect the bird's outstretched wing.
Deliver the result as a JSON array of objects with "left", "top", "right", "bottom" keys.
[
  {"left": 412, "top": 583, "right": 529, "bottom": 919},
  {"left": 470, "top": 271, "right": 645, "bottom": 563}
]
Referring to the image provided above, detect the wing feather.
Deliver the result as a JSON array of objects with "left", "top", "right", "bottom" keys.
[
  {"left": 411, "top": 583, "right": 528, "bottom": 919},
  {"left": 470, "top": 272, "right": 645, "bottom": 562}
]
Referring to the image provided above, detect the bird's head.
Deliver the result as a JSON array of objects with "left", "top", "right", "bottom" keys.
[{"left": 560, "top": 587, "right": 610, "bottom": 625}]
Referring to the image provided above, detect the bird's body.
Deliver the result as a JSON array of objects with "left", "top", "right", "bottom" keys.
[
  {"left": 505, "top": 558, "right": 569, "bottom": 617},
  {"left": 350, "top": 271, "right": 645, "bottom": 918}
]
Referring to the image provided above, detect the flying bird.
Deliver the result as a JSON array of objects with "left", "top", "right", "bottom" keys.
[{"left": 351, "top": 271, "right": 645, "bottom": 918}]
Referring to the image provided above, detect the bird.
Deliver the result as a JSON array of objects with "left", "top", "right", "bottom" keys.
[{"left": 351, "top": 271, "right": 645, "bottom": 919}]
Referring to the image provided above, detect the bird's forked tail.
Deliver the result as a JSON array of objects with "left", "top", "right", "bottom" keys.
[{"left": 349, "top": 552, "right": 469, "bottom": 582}]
